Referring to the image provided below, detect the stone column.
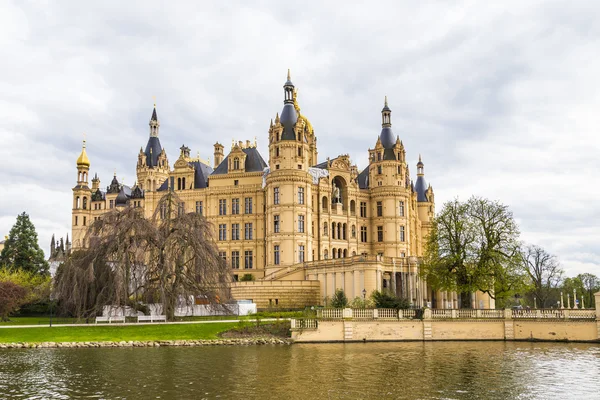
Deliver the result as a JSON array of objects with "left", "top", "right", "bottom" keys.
[
  {"left": 573, "top": 289, "right": 578, "bottom": 309},
  {"left": 560, "top": 292, "right": 564, "bottom": 309}
]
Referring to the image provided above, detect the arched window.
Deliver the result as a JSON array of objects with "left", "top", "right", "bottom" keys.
[
  {"left": 324, "top": 249, "right": 328, "bottom": 260},
  {"left": 76, "top": 196, "right": 80, "bottom": 209},
  {"left": 343, "top": 249, "right": 347, "bottom": 258},
  {"left": 343, "top": 223, "right": 347, "bottom": 240},
  {"left": 233, "top": 157, "right": 240, "bottom": 170},
  {"left": 350, "top": 200, "right": 356, "bottom": 215},
  {"left": 332, "top": 248, "right": 336, "bottom": 259},
  {"left": 337, "top": 223, "right": 341, "bottom": 239},
  {"left": 332, "top": 222, "right": 336, "bottom": 239},
  {"left": 182, "top": 177, "right": 186, "bottom": 190},
  {"left": 82, "top": 197, "right": 87, "bottom": 210},
  {"left": 322, "top": 196, "right": 328, "bottom": 212},
  {"left": 338, "top": 249, "right": 342, "bottom": 258},
  {"left": 323, "top": 222, "right": 328, "bottom": 236},
  {"left": 177, "top": 177, "right": 182, "bottom": 191}
]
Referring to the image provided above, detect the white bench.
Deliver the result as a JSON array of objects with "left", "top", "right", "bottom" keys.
[
  {"left": 137, "top": 315, "right": 167, "bottom": 323},
  {"left": 95, "top": 316, "right": 126, "bottom": 324}
]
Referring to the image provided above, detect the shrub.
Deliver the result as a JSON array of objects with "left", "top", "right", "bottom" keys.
[
  {"left": 371, "top": 290, "right": 410, "bottom": 309},
  {"left": 0, "top": 281, "right": 29, "bottom": 321},
  {"left": 239, "top": 274, "right": 255, "bottom": 282},
  {"left": 330, "top": 289, "right": 348, "bottom": 308},
  {"left": 349, "top": 296, "right": 374, "bottom": 309}
]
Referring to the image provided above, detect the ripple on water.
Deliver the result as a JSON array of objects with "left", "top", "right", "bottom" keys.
[{"left": 1, "top": 342, "right": 599, "bottom": 399}]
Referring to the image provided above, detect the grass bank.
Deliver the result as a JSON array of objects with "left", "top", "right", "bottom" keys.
[{"left": 0, "top": 322, "right": 240, "bottom": 343}]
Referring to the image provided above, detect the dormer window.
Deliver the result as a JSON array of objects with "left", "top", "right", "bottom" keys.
[
  {"left": 233, "top": 157, "right": 240, "bottom": 170},
  {"left": 377, "top": 153, "right": 382, "bottom": 161}
]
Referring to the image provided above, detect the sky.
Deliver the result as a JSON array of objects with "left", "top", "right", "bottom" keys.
[{"left": 1, "top": 1, "right": 598, "bottom": 277}]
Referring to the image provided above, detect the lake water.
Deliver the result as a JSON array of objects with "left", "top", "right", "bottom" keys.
[{"left": 1, "top": 342, "right": 599, "bottom": 399}]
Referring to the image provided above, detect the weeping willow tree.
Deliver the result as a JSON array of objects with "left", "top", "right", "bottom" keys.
[{"left": 55, "top": 192, "right": 231, "bottom": 320}]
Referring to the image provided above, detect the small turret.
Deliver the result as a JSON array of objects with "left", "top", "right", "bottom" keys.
[{"left": 415, "top": 155, "right": 428, "bottom": 202}]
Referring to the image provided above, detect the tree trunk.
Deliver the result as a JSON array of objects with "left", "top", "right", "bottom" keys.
[{"left": 459, "top": 291, "right": 472, "bottom": 309}]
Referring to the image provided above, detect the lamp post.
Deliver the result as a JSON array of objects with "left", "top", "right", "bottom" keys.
[
  {"left": 49, "top": 293, "right": 55, "bottom": 328},
  {"left": 362, "top": 288, "right": 367, "bottom": 300}
]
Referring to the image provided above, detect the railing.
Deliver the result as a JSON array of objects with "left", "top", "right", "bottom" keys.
[
  {"left": 290, "top": 319, "right": 318, "bottom": 330},
  {"left": 316, "top": 308, "right": 419, "bottom": 320},
  {"left": 313, "top": 308, "right": 598, "bottom": 321},
  {"left": 512, "top": 309, "right": 596, "bottom": 320},
  {"left": 432, "top": 309, "right": 453, "bottom": 319},
  {"left": 317, "top": 308, "right": 344, "bottom": 319}
]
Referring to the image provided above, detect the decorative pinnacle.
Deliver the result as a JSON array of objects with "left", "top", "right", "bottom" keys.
[
  {"left": 384, "top": 96, "right": 388, "bottom": 107},
  {"left": 113, "top": 169, "right": 116, "bottom": 176},
  {"left": 419, "top": 154, "right": 422, "bottom": 162},
  {"left": 287, "top": 68, "right": 291, "bottom": 81},
  {"left": 152, "top": 95, "right": 156, "bottom": 107}
]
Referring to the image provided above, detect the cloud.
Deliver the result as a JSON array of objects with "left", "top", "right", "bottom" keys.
[{"left": 1, "top": 0, "right": 599, "bottom": 278}]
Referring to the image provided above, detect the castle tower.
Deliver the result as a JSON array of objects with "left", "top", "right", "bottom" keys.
[
  {"left": 415, "top": 155, "right": 435, "bottom": 255},
  {"left": 367, "top": 98, "right": 411, "bottom": 258},
  {"left": 72, "top": 140, "right": 92, "bottom": 249},
  {"left": 213, "top": 142, "right": 224, "bottom": 168},
  {"left": 136, "top": 104, "right": 170, "bottom": 193},
  {"left": 265, "top": 71, "right": 315, "bottom": 273}
]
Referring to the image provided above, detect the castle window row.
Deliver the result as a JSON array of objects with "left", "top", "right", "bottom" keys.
[
  {"left": 218, "top": 223, "right": 254, "bottom": 241},
  {"left": 229, "top": 250, "right": 254, "bottom": 270},
  {"left": 217, "top": 198, "right": 254, "bottom": 216}
]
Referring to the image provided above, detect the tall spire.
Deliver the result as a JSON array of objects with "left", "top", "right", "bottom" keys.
[
  {"left": 283, "top": 69, "right": 294, "bottom": 104},
  {"left": 149, "top": 104, "right": 160, "bottom": 137},
  {"left": 415, "top": 155, "right": 428, "bottom": 202},
  {"left": 379, "top": 97, "right": 394, "bottom": 148},
  {"left": 381, "top": 96, "right": 391, "bottom": 127}
]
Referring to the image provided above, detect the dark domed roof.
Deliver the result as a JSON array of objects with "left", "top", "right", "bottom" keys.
[
  {"left": 280, "top": 104, "right": 298, "bottom": 140},
  {"left": 380, "top": 127, "right": 395, "bottom": 149},
  {"left": 115, "top": 187, "right": 130, "bottom": 206}
]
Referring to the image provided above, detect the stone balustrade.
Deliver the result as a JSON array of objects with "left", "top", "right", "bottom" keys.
[{"left": 309, "top": 307, "right": 596, "bottom": 323}]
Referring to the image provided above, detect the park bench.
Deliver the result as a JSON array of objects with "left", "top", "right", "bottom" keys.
[
  {"left": 137, "top": 315, "right": 167, "bottom": 323},
  {"left": 95, "top": 316, "right": 126, "bottom": 324}
]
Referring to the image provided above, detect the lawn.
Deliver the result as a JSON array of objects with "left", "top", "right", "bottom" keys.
[
  {"left": 0, "top": 322, "right": 240, "bottom": 343},
  {"left": 0, "top": 317, "right": 78, "bottom": 326}
]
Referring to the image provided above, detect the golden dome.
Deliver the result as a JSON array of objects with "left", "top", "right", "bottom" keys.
[
  {"left": 293, "top": 88, "right": 314, "bottom": 134},
  {"left": 76, "top": 140, "right": 90, "bottom": 167}
]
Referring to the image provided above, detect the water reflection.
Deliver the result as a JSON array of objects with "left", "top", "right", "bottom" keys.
[{"left": 1, "top": 342, "right": 599, "bottom": 399}]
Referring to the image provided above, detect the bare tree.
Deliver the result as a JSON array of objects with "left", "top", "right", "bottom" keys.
[
  {"left": 521, "top": 245, "right": 563, "bottom": 308},
  {"left": 55, "top": 192, "right": 231, "bottom": 320}
]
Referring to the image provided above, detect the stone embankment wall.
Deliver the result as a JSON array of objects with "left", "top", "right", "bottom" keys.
[
  {"left": 292, "top": 293, "right": 600, "bottom": 343},
  {"left": 0, "top": 338, "right": 292, "bottom": 349}
]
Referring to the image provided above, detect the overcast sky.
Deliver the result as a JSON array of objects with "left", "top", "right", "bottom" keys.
[{"left": 1, "top": 1, "right": 598, "bottom": 277}]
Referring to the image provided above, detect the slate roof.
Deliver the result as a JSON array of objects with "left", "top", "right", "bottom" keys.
[
  {"left": 144, "top": 136, "right": 162, "bottom": 167},
  {"left": 383, "top": 147, "right": 396, "bottom": 160},
  {"left": 115, "top": 185, "right": 132, "bottom": 206},
  {"left": 380, "top": 126, "right": 395, "bottom": 149},
  {"left": 357, "top": 166, "right": 369, "bottom": 189},
  {"left": 211, "top": 147, "right": 267, "bottom": 175},
  {"left": 189, "top": 161, "right": 213, "bottom": 188},
  {"left": 415, "top": 176, "right": 428, "bottom": 202},
  {"left": 279, "top": 103, "right": 298, "bottom": 140}
]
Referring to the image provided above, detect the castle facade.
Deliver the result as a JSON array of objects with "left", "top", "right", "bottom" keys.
[{"left": 69, "top": 72, "right": 490, "bottom": 309}]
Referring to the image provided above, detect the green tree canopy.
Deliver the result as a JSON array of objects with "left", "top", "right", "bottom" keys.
[
  {"left": 0, "top": 212, "right": 49, "bottom": 275},
  {"left": 420, "top": 196, "right": 524, "bottom": 308}
]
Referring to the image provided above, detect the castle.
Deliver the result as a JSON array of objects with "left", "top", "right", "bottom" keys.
[{"left": 67, "top": 71, "right": 493, "bottom": 310}]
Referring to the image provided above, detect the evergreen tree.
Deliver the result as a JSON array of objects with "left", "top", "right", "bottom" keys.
[{"left": 0, "top": 212, "right": 49, "bottom": 275}]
